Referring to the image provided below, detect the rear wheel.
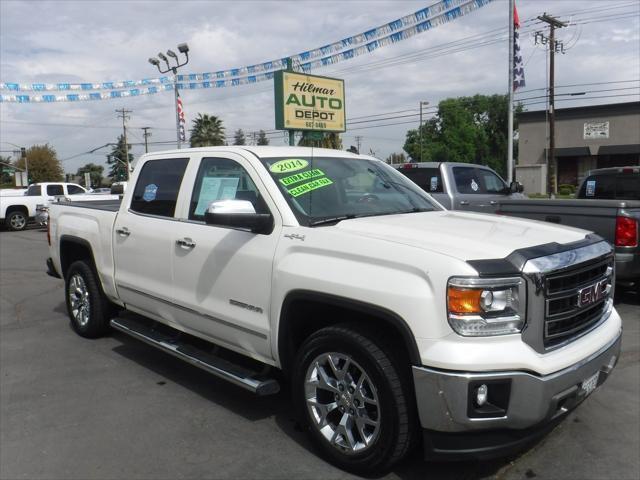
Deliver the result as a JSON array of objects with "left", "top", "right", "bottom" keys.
[
  {"left": 65, "top": 260, "right": 113, "bottom": 338},
  {"left": 292, "top": 325, "right": 415, "bottom": 473},
  {"left": 6, "top": 210, "right": 28, "bottom": 231}
]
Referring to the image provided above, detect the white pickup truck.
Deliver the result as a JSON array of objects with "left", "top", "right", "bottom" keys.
[
  {"left": 1, "top": 182, "right": 88, "bottom": 230},
  {"left": 47, "top": 146, "right": 621, "bottom": 472}
]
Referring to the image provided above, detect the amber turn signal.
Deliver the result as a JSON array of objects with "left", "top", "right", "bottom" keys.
[{"left": 448, "top": 287, "right": 482, "bottom": 314}]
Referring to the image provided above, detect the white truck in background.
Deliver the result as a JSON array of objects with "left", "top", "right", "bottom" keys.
[
  {"left": 46, "top": 147, "right": 621, "bottom": 472},
  {"left": 1, "top": 182, "right": 123, "bottom": 230}
]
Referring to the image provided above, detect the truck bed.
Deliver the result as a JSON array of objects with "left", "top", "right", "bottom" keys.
[{"left": 54, "top": 199, "right": 122, "bottom": 212}]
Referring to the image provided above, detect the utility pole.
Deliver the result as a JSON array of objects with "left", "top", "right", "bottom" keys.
[
  {"left": 537, "top": 13, "right": 567, "bottom": 196},
  {"left": 141, "top": 127, "right": 152, "bottom": 153},
  {"left": 116, "top": 108, "right": 132, "bottom": 180},
  {"left": 507, "top": 0, "right": 514, "bottom": 184},
  {"left": 419, "top": 101, "right": 429, "bottom": 162},
  {"left": 354, "top": 135, "right": 363, "bottom": 154},
  {"left": 286, "top": 58, "right": 295, "bottom": 146}
]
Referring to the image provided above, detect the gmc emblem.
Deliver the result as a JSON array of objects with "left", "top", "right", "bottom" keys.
[{"left": 577, "top": 279, "right": 609, "bottom": 308}]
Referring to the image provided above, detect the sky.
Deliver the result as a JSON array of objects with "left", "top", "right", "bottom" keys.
[{"left": 1, "top": 0, "right": 639, "bottom": 175}]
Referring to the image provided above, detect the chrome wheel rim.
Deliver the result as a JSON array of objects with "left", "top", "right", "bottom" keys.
[
  {"left": 10, "top": 213, "right": 26, "bottom": 229},
  {"left": 69, "top": 274, "right": 90, "bottom": 326},
  {"left": 305, "top": 352, "right": 380, "bottom": 455}
]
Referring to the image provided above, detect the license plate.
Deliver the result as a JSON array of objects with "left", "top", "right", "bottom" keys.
[{"left": 581, "top": 371, "right": 600, "bottom": 396}]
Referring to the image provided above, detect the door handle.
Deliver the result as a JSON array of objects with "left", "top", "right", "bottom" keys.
[
  {"left": 116, "top": 227, "right": 130, "bottom": 237},
  {"left": 490, "top": 200, "right": 498, "bottom": 205},
  {"left": 459, "top": 200, "right": 469, "bottom": 206},
  {"left": 176, "top": 238, "right": 196, "bottom": 249}
]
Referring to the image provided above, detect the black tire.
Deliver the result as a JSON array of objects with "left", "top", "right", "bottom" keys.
[
  {"left": 292, "top": 324, "right": 415, "bottom": 473},
  {"left": 5, "top": 210, "right": 28, "bottom": 231},
  {"left": 65, "top": 260, "right": 113, "bottom": 338}
]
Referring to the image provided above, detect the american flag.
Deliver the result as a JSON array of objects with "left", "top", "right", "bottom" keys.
[
  {"left": 513, "top": 3, "right": 526, "bottom": 91},
  {"left": 177, "top": 90, "right": 186, "bottom": 142}
]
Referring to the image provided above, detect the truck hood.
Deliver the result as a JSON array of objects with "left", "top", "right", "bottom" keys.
[{"left": 335, "top": 210, "right": 588, "bottom": 261}]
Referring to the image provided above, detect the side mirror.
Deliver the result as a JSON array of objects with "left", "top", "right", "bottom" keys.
[
  {"left": 509, "top": 181, "right": 524, "bottom": 194},
  {"left": 204, "top": 199, "right": 273, "bottom": 234}
]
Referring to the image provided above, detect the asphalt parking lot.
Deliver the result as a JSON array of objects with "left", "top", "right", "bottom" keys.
[{"left": 1, "top": 227, "right": 638, "bottom": 480}]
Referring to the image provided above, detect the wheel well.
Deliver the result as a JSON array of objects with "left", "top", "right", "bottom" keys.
[
  {"left": 6, "top": 205, "right": 29, "bottom": 217},
  {"left": 60, "top": 236, "right": 95, "bottom": 278},
  {"left": 278, "top": 291, "right": 421, "bottom": 373}
]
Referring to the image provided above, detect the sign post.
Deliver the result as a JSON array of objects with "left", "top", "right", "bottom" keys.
[{"left": 274, "top": 70, "right": 346, "bottom": 146}]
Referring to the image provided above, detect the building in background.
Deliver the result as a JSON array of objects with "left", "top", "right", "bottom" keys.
[{"left": 516, "top": 102, "right": 640, "bottom": 194}]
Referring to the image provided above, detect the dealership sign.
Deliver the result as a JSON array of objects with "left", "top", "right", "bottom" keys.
[{"left": 274, "top": 71, "right": 345, "bottom": 132}]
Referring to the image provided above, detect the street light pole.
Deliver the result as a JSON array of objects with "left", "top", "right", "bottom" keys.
[
  {"left": 149, "top": 43, "right": 190, "bottom": 149},
  {"left": 419, "top": 101, "right": 429, "bottom": 162}
]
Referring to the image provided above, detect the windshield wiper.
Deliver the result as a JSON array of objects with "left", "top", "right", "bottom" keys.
[{"left": 308, "top": 214, "right": 356, "bottom": 227}]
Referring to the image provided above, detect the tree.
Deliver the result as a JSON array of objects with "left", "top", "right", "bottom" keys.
[
  {"left": 14, "top": 144, "right": 63, "bottom": 183},
  {"left": 0, "top": 155, "right": 16, "bottom": 187},
  {"left": 233, "top": 129, "right": 246, "bottom": 145},
  {"left": 190, "top": 113, "right": 225, "bottom": 147},
  {"left": 107, "top": 135, "right": 132, "bottom": 182},
  {"left": 386, "top": 152, "right": 407, "bottom": 165},
  {"left": 403, "top": 94, "right": 522, "bottom": 177},
  {"left": 76, "top": 163, "right": 104, "bottom": 188},
  {"left": 298, "top": 132, "right": 343, "bottom": 150},
  {"left": 257, "top": 130, "right": 269, "bottom": 145}
]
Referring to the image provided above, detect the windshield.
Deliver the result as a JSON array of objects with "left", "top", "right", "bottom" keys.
[{"left": 259, "top": 156, "right": 438, "bottom": 226}]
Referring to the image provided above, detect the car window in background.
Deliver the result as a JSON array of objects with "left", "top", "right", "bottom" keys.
[
  {"left": 67, "top": 185, "right": 85, "bottom": 195},
  {"left": 579, "top": 175, "right": 616, "bottom": 199},
  {"left": 453, "top": 167, "right": 485, "bottom": 194},
  {"left": 615, "top": 175, "right": 640, "bottom": 200},
  {"left": 47, "top": 185, "right": 64, "bottom": 196},
  {"left": 400, "top": 168, "right": 444, "bottom": 193},
  {"left": 26, "top": 185, "right": 41, "bottom": 196},
  {"left": 130, "top": 158, "right": 189, "bottom": 217},
  {"left": 477, "top": 169, "right": 507, "bottom": 194}
]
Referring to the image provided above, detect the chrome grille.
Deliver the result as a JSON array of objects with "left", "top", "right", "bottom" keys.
[{"left": 543, "top": 257, "right": 613, "bottom": 348}]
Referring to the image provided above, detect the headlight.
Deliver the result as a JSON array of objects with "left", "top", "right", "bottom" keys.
[{"left": 447, "top": 277, "right": 526, "bottom": 336}]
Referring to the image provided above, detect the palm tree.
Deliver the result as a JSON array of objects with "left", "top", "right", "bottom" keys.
[{"left": 190, "top": 113, "right": 225, "bottom": 147}]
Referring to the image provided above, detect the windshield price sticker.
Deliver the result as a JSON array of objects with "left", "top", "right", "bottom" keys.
[
  {"left": 269, "top": 159, "right": 309, "bottom": 174},
  {"left": 287, "top": 177, "right": 333, "bottom": 197},
  {"left": 586, "top": 180, "right": 596, "bottom": 197},
  {"left": 279, "top": 168, "right": 325, "bottom": 187}
]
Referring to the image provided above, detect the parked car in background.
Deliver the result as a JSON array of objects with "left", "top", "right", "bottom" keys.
[
  {"left": 498, "top": 166, "right": 640, "bottom": 294},
  {"left": 0, "top": 182, "right": 88, "bottom": 231},
  {"left": 395, "top": 162, "right": 525, "bottom": 212}
]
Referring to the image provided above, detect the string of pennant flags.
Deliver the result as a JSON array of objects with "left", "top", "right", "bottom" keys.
[{"left": 0, "top": 0, "right": 493, "bottom": 104}]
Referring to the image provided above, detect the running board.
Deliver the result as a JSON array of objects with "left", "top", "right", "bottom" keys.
[{"left": 110, "top": 315, "right": 280, "bottom": 395}]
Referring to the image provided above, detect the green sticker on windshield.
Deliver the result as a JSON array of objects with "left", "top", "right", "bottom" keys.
[
  {"left": 287, "top": 177, "right": 333, "bottom": 197},
  {"left": 269, "top": 158, "right": 309, "bottom": 174},
  {"left": 279, "top": 169, "right": 325, "bottom": 187}
]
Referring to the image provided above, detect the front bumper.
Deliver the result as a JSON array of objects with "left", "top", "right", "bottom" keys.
[{"left": 413, "top": 330, "right": 621, "bottom": 457}]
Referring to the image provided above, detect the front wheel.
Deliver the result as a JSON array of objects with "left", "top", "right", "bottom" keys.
[
  {"left": 292, "top": 325, "right": 415, "bottom": 473},
  {"left": 65, "top": 260, "right": 113, "bottom": 338},
  {"left": 5, "top": 210, "right": 28, "bottom": 231}
]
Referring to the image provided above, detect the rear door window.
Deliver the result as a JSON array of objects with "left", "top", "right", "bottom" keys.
[
  {"left": 130, "top": 158, "right": 189, "bottom": 217},
  {"left": 615, "top": 175, "right": 640, "bottom": 200},
  {"left": 47, "top": 184, "right": 64, "bottom": 196},
  {"left": 26, "top": 185, "right": 41, "bottom": 196},
  {"left": 401, "top": 168, "right": 444, "bottom": 193},
  {"left": 579, "top": 175, "right": 615, "bottom": 199}
]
